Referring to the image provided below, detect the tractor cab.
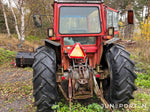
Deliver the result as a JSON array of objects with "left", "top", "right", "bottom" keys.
[
  {"left": 48, "top": 0, "right": 107, "bottom": 70},
  {"left": 34, "top": 0, "right": 121, "bottom": 70}
]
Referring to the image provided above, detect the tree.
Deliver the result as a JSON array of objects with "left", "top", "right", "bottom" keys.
[
  {"left": 23, "top": 0, "right": 54, "bottom": 38},
  {"left": 6, "top": 0, "right": 26, "bottom": 41},
  {"left": 133, "top": 0, "right": 149, "bottom": 22},
  {"left": 12, "top": 0, "right": 26, "bottom": 41},
  {"left": 8, "top": 0, "right": 21, "bottom": 40},
  {"left": 0, "top": 5, "right": 6, "bottom": 33},
  {"left": 18, "top": 0, "right": 25, "bottom": 41},
  {"left": 0, "top": 0, "right": 11, "bottom": 37}
]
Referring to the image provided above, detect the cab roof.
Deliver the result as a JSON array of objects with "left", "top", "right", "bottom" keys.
[{"left": 54, "top": 0, "right": 104, "bottom": 3}]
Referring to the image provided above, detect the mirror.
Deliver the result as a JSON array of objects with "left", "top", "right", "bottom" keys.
[
  {"left": 33, "top": 15, "right": 42, "bottom": 28},
  {"left": 47, "top": 28, "right": 54, "bottom": 37},
  {"left": 108, "top": 27, "right": 114, "bottom": 37},
  {"left": 128, "top": 10, "right": 134, "bottom": 24}
]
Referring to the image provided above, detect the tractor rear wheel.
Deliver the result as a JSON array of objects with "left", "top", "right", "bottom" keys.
[
  {"left": 104, "top": 44, "right": 137, "bottom": 105},
  {"left": 32, "top": 46, "right": 57, "bottom": 112}
]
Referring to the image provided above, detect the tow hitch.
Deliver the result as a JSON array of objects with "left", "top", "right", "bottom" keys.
[{"left": 93, "top": 75, "right": 113, "bottom": 112}]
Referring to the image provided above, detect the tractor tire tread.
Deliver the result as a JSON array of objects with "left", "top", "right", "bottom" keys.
[
  {"left": 33, "top": 46, "right": 57, "bottom": 112},
  {"left": 105, "top": 44, "right": 137, "bottom": 104}
]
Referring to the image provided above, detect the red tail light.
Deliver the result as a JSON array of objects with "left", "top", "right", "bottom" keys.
[
  {"left": 96, "top": 74, "right": 100, "bottom": 78},
  {"left": 62, "top": 76, "right": 65, "bottom": 80}
]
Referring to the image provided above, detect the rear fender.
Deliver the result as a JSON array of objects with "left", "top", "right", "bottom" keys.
[{"left": 44, "top": 39, "right": 61, "bottom": 64}]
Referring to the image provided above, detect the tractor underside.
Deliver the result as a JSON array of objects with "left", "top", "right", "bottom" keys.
[
  {"left": 56, "top": 55, "right": 112, "bottom": 111},
  {"left": 58, "top": 59, "right": 94, "bottom": 100}
]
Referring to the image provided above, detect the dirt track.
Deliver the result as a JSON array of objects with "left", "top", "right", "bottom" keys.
[
  {"left": 0, "top": 64, "right": 34, "bottom": 112},
  {"left": 0, "top": 35, "right": 36, "bottom": 112}
]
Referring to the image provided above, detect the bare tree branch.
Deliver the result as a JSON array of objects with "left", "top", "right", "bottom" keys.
[
  {"left": 0, "top": 0, "right": 11, "bottom": 37},
  {"left": 8, "top": 0, "right": 21, "bottom": 40}
]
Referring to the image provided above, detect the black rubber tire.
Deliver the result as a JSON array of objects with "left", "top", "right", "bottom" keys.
[
  {"left": 32, "top": 46, "right": 57, "bottom": 112},
  {"left": 105, "top": 44, "right": 137, "bottom": 105}
]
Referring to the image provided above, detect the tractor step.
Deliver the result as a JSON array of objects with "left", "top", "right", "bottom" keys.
[{"left": 16, "top": 52, "right": 34, "bottom": 67}]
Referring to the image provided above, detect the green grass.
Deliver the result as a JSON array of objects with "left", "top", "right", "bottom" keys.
[
  {"left": 130, "top": 93, "right": 150, "bottom": 112},
  {"left": 130, "top": 54, "right": 150, "bottom": 71},
  {"left": 26, "top": 35, "right": 43, "bottom": 42},
  {"left": 52, "top": 102, "right": 105, "bottom": 112},
  {"left": 130, "top": 54, "right": 150, "bottom": 88},
  {"left": 135, "top": 63, "right": 150, "bottom": 88},
  {"left": 52, "top": 94, "right": 150, "bottom": 112},
  {"left": 24, "top": 67, "right": 33, "bottom": 72},
  {"left": 135, "top": 72, "right": 150, "bottom": 88},
  {"left": 0, "top": 48, "right": 17, "bottom": 65},
  {"left": 13, "top": 34, "right": 43, "bottom": 42}
]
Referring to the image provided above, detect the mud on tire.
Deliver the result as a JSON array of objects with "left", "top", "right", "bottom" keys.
[
  {"left": 105, "top": 44, "right": 137, "bottom": 105},
  {"left": 32, "top": 46, "right": 57, "bottom": 112}
]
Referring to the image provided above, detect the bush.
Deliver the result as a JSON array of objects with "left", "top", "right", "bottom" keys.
[{"left": 0, "top": 48, "right": 17, "bottom": 65}]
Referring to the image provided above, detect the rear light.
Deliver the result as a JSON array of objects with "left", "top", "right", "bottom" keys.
[
  {"left": 103, "top": 36, "right": 112, "bottom": 40},
  {"left": 51, "top": 37, "right": 56, "bottom": 40},
  {"left": 96, "top": 74, "right": 100, "bottom": 78},
  {"left": 68, "top": 43, "right": 86, "bottom": 59},
  {"left": 49, "top": 37, "right": 60, "bottom": 41},
  {"left": 62, "top": 76, "right": 65, "bottom": 80}
]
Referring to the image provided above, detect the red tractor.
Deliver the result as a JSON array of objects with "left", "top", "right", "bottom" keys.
[{"left": 33, "top": 0, "right": 136, "bottom": 111}]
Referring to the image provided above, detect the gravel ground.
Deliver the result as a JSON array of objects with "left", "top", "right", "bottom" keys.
[{"left": 0, "top": 64, "right": 34, "bottom": 112}]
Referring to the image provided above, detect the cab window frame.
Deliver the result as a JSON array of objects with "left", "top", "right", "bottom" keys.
[{"left": 107, "top": 9, "right": 119, "bottom": 31}]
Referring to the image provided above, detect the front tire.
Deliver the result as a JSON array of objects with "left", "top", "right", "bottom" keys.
[
  {"left": 104, "top": 44, "right": 137, "bottom": 105},
  {"left": 32, "top": 46, "right": 57, "bottom": 112}
]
